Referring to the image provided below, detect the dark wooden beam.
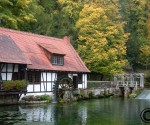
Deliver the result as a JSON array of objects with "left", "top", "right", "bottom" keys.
[
  {"left": 0, "top": 63, "right": 2, "bottom": 84},
  {"left": 24, "top": 65, "right": 28, "bottom": 92},
  {"left": 24, "top": 65, "right": 28, "bottom": 81}
]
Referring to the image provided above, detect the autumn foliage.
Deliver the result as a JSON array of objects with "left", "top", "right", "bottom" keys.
[{"left": 0, "top": 0, "right": 150, "bottom": 77}]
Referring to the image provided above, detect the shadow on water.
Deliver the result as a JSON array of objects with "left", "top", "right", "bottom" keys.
[
  {"left": 0, "top": 106, "right": 26, "bottom": 125},
  {"left": 0, "top": 98, "right": 149, "bottom": 125}
]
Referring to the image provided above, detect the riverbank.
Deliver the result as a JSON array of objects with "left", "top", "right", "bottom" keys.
[
  {"left": 0, "top": 87, "right": 142, "bottom": 105},
  {"left": 57, "top": 87, "right": 121, "bottom": 103}
]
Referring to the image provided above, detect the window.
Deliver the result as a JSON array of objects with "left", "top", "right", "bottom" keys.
[
  {"left": 51, "top": 55, "right": 64, "bottom": 66},
  {"left": 28, "top": 72, "right": 41, "bottom": 83}
]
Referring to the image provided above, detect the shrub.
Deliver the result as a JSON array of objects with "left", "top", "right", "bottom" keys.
[
  {"left": 2, "top": 80, "right": 28, "bottom": 91},
  {"left": 22, "top": 94, "right": 52, "bottom": 102},
  {"left": 129, "top": 92, "right": 137, "bottom": 98},
  {"left": 38, "top": 94, "right": 52, "bottom": 102},
  {"left": 88, "top": 92, "right": 94, "bottom": 98}
]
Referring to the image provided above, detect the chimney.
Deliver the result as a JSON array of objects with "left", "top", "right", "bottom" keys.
[{"left": 63, "top": 36, "right": 70, "bottom": 44}]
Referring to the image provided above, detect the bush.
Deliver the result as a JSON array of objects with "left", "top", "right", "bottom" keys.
[
  {"left": 129, "top": 92, "right": 137, "bottom": 98},
  {"left": 2, "top": 80, "right": 28, "bottom": 91},
  {"left": 38, "top": 94, "right": 52, "bottom": 102},
  {"left": 88, "top": 92, "right": 94, "bottom": 98},
  {"left": 22, "top": 94, "right": 52, "bottom": 102}
]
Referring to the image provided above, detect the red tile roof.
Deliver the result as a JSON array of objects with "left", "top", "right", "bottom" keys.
[
  {"left": 38, "top": 43, "right": 65, "bottom": 55},
  {"left": 0, "top": 34, "right": 30, "bottom": 64},
  {"left": 0, "top": 28, "right": 90, "bottom": 72}
]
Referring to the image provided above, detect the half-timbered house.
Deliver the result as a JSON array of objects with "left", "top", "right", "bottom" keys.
[{"left": 0, "top": 28, "right": 90, "bottom": 97}]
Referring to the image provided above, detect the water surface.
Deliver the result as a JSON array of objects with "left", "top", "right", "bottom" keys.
[{"left": 0, "top": 98, "right": 149, "bottom": 125}]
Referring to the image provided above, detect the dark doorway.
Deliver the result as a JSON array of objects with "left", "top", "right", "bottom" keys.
[{"left": 73, "top": 76, "right": 78, "bottom": 88}]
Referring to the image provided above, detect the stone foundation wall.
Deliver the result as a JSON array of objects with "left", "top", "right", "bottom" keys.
[
  {"left": 0, "top": 94, "right": 19, "bottom": 105},
  {"left": 73, "top": 88, "right": 119, "bottom": 100}
]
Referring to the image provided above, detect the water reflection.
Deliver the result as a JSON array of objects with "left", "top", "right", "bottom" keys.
[
  {"left": 0, "top": 106, "right": 26, "bottom": 125},
  {"left": 19, "top": 104, "right": 56, "bottom": 123},
  {"left": 18, "top": 103, "right": 88, "bottom": 125},
  {"left": 78, "top": 106, "right": 87, "bottom": 125},
  {"left": 0, "top": 98, "right": 149, "bottom": 125}
]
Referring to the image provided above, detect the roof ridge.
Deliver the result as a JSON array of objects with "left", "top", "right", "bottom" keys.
[{"left": 0, "top": 27, "right": 64, "bottom": 41}]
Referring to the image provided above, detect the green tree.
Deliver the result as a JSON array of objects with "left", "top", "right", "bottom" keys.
[
  {"left": 76, "top": 3, "right": 128, "bottom": 76},
  {"left": 0, "top": 0, "right": 38, "bottom": 30},
  {"left": 120, "top": 0, "right": 148, "bottom": 70},
  {"left": 31, "top": 0, "right": 83, "bottom": 48},
  {"left": 139, "top": 44, "right": 150, "bottom": 71},
  {"left": 30, "top": 0, "right": 57, "bottom": 35}
]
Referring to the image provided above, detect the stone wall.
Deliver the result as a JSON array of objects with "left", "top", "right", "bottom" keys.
[
  {"left": 0, "top": 94, "right": 19, "bottom": 105},
  {"left": 72, "top": 87, "right": 119, "bottom": 101}
]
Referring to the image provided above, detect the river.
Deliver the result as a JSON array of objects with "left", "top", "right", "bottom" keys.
[{"left": 0, "top": 97, "right": 149, "bottom": 125}]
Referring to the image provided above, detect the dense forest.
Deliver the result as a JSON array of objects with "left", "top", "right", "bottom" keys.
[{"left": 0, "top": 0, "right": 150, "bottom": 80}]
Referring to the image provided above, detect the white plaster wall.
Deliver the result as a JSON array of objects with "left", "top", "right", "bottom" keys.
[
  {"left": 1, "top": 73, "right": 6, "bottom": 80},
  {"left": 27, "top": 84, "right": 41, "bottom": 92},
  {"left": 21, "top": 72, "right": 55, "bottom": 99},
  {"left": 7, "top": 73, "right": 12, "bottom": 80},
  {"left": 78, "top": 84, "right": 83, "bottom": 88},
  {"left": 1, "top": 64, "right": 7, "bottom": 80},
  {"left": 1, "top": 64, "right": 18, "bottom": 80},
  {"left": 27, "top": 72, "right": 57, "bottom": 93},
  {"left": 68, "top": 73, "right": 73, "bottom": 80},
  {"left": 1, "top": 73, "right": 12, "bottom": 80},
  {"left": 83, "top": 74, "right": 87, "bottom": 88},
  {"left": 27, "top": 85, "right": 34, "bottom": 92},
  {"left": 41, "top": 72, "right": 47, "bottom": 91},
  {"left": 78, "top": 74, "right": 87, "bottom": 89},
  {"left": 41, "top": 72, "right": 57, "bottom": 92}
]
